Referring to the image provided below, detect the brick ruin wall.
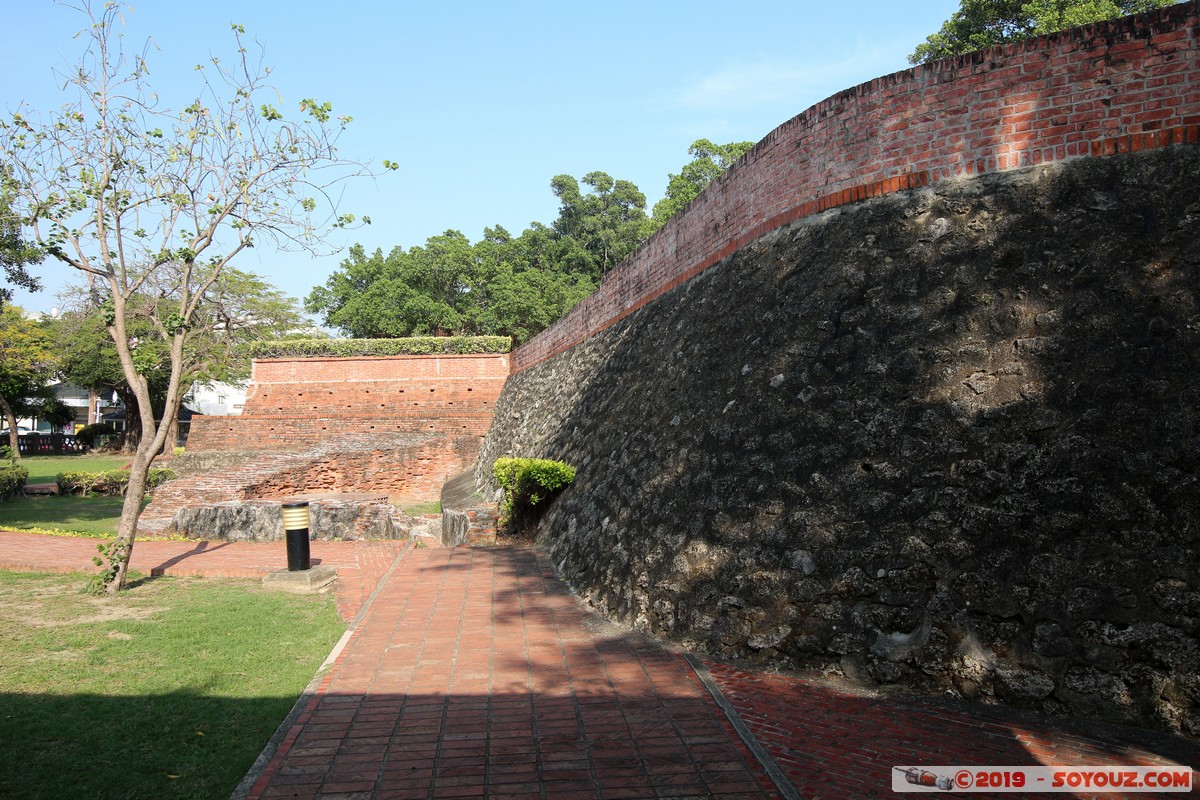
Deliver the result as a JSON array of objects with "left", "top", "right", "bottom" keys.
[
  {"left": 188, "top": 354, "right": 508, "bottom": 451},
  {"left": 477, "top": 5, "right": 1200, "bottom": 735},
  {"left": 176, "top": 353, "right": 509, "bottom": 505},
  {"left": 511, "top": 1, "right": 1200, "bottom": 373}
]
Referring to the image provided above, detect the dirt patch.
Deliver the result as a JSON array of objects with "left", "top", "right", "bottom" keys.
[{"left": 0, "top": 575, "right": 169, "bottom": 628}]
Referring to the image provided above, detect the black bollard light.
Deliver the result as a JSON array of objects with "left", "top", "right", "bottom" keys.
[{"left": 281, "top": 500, "right": 312, "bottom": 572}]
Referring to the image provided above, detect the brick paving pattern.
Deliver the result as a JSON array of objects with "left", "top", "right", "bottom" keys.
[
  {"left": 2, "top": 529, "right": 1197, "bottom": 798},
  {"left": 706, "top": 664, "right": 1199, "bottom": 799},
  {"left": 248, "top": 546, "right": 776, "bottom": 799}
]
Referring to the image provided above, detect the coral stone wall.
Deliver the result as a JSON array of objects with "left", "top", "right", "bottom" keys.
[
  {"left": 187, "top": 353, "right": 509, "bottom": 451},
  {"left": 481, "top": 150, "right": 1200, "bottom": 735},
  {"left": 479, "top": 6, "right": 1200, "bottom": 735},
  {"left": 512, "top": 1, "right": 1200, "bottom": 373}
]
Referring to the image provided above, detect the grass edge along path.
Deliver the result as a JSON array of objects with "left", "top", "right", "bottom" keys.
[{"left": 0, "top": 569, "right": 346, "bottom": 800}]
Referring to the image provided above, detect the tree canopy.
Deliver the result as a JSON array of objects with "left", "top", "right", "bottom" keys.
[
  {"left": 908, "top": 0, "right": 1179, "bottom": 63},
  {"left": 651, "top": 139, "right": 754, "bottom": 229},
  {"left": 309, "top": 140, "right": 752, "bottom": 343},
  {"left": 0, "top": 305, "right": 54, "bottom": 456},
  {"left": 51, "top": 268, "right": 306, "bottom": 448},
  {"left": 0, "top": 170, "right": 41, "bottom": 309}
]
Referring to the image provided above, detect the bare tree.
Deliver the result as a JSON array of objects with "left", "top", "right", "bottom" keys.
[{"left": 0, "top": 2, "right": 393, "bottom": 591}]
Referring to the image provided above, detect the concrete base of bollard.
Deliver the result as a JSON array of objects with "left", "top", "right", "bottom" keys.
[{"left": 261, "top": 564, "right": 337, "bottom": 594}]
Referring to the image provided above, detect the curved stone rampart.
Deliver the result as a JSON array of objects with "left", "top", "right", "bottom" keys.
[
  {"left": 511, "top": 1, "right": 1200, "bottom": 373},
  {"left": 481, "top": 148, "right": 1200, "bottom": 735}
]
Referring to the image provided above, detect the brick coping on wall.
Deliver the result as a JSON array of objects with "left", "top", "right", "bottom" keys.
[{"left": 509, "top": 1, "right": 1200, "bottom": 374}]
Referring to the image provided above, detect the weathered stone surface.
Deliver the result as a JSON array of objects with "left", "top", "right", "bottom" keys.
[
  {"left": 165, "top": 494, "right": 405, "bottom": 541},
  {"left": 477, "top": 150, "right": 1200, "bottom": 736},
  {"left": 440, "top": 470, "right": 498, "bottom": 546}
]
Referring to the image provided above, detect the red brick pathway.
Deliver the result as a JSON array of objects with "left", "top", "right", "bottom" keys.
[
  {"left": 0, "top": 530, "right": 405, "bottom": 622},
  {"left": 247, "top": 546, "right": 776, "bottom": 799},
  {"left": 703, "top": 664, "right": 1199, "bottom": 799}
]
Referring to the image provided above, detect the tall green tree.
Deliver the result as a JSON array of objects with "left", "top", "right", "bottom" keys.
[
  {"left": 550, "top": 171, "right": 651, "bottom": 277},
  {"left": 0, "top": 3, "right": 387, "bottom": 592},
  {"left": 0, "top": 305, "right": 54, "bottom": 457},
  {"left": 651, "top": 139, "right": 754, "bottom": 230},
  {"left": 909, "top": 0, "right": 1179, "bottom": 63},
  {"left": 306, "top": 240, "right": 468, "bottom": 338},
  {"left": 0, "top": 169, "right": 41, "bottom": 309}
]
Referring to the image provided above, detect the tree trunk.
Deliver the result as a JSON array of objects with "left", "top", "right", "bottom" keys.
[
  {"left": 0, "top": 394, "right": 20, "bottom": 459},
  {"left": 105, "top": 444, "right": 153, "bottom": 594},
  {"left": 115, "top": 385, "right": 140, "bottom": 453},
  {"left": 160, "top": 415, "right": 178, "bottom": 456}
]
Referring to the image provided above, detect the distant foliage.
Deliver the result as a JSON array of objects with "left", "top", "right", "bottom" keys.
[
  {"left": 493, "top": 457, "right": 576, "bottom": 535},
  {"left": 308, "top": 141, "right": 750, "bottom": 345},
  {"left": 909, "top": 0, "right": 1180, "bottom": 63},
  {"left": 245, "top": 336, "right": 512, "bottom": 359},
  {"left": 650, "top": 139, "right": 754, "bottom": 230},
  {"left": 57, "top": 468, "right": 175, "bottom": 497},
  {"left": 0, "top": 463, "right": 27, "bottom": 501}
]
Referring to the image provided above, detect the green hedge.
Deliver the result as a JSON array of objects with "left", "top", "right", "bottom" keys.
[
  {"left": 493, "top": 457, "right": 575, "bottom": 534},
  {"left": 57, "top": 468, "right": 177, "bottom": 497},
  {"left": 244, "top": 336, "right": 512, "bottom": 359},
  {"left": 0, "top": 464, "right": 28, "bottom": 501}
]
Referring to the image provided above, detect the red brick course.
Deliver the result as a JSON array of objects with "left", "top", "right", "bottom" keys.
[
  {"left": 511, "top": 2, "right": 1200, "bottom": 373},
  {"left": 187, "top": 353, "right": 509, "bottom": 452}
]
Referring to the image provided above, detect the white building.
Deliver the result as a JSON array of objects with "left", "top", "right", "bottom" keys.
[{"left": 185, "top": 381, "right": 247, "bottom": 416}]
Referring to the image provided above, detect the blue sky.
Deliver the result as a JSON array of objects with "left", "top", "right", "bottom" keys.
[{"left": 2, "top": 1, "right": 960, "bottom": 319}]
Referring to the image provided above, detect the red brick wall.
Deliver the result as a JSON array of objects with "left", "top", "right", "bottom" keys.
[
  {"left": 512, "top": 2, "right": 1200, "bottom": 372},
  {"left": 245, "top": 436, "right": 482, "bottom": 506},
  {"left": 187, "top": 353, "right": 509, "bottom": 452}
]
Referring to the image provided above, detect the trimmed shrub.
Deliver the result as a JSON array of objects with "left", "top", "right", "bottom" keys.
[
  {"left": 0, "top": 464, "right": 28, "bottom": 501},
  {"left": 245, "top": 336, "right": 512, "bottom": 360},
  {"left": 493, "top": 457, "right": 575, "bottom": 536},
  {"left": 57, "top": 467, "right": 176, "bottom": 497}
]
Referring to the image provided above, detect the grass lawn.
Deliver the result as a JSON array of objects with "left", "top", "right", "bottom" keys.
[
  {"left": 0, "top": 455, "right": 157, "bottom": 537},
  {"left": 18, "top": 454, "right": 131, "bottom": 485},
  {"left": 0, "top": 570, "right": 345, "bottom": 800},
  {"left": 401, "top": 499, "right": 441, "bottom": 516},
  {"left": 0, "top": 495, "right": 131, "bottom": 537}
]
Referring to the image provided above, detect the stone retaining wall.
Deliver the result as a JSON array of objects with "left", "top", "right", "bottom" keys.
[{"left": 478, "top": 150, "right": 1200, "bottom": 735}]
